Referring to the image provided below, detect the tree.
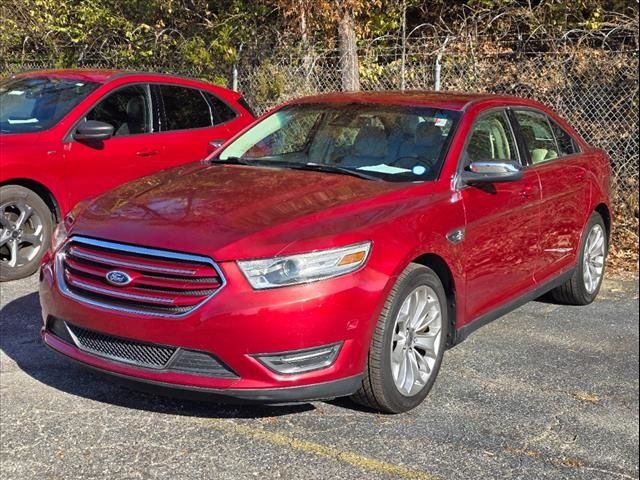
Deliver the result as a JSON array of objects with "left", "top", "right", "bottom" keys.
[
  {"left": 271, "top": 0, "right": 389, "bottom": 91},
  {"left": 338, "top": 9, "right": 359, "bottom": 91}
]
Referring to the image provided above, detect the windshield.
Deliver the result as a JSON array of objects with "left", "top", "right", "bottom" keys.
[
  {"left": 0, "top": 77, "right": 99, "bottom": 133},
  {"left": 217, "top": 103, "right": 460, "bottom": 182}
]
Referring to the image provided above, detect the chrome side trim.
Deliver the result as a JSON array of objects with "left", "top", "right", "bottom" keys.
[{"left": 56, "top": 236, "right": 227, "bottom": 318}]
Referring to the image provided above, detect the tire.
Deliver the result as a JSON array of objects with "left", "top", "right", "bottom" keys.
[
  {"left": 351, "top": 264, "right": 449, "bottom": 413},
  {"left": 0, "top": 185, "right": 54, "bottom": 282},
  {"left": 550, "top": 212, "right": 608, "bottom": 305}
]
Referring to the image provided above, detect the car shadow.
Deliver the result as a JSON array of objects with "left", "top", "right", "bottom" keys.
[{"left": 0, "top": 291, "right": 319, "bottom": 419}]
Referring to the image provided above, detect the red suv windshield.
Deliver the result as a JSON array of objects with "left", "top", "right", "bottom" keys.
[{"left": 0, "top": 77, "right": 99, "bottom": 134}]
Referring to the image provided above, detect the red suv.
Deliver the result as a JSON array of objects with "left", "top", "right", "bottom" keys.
[
  {"left": 39, "top": 92, "right": 611, "bottom": 413},
  {"left": 0, "top": 70, "right": 255, "bottom": 280}
]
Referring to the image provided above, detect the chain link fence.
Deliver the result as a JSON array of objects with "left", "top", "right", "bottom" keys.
[
  {"left": 234, "top": 36, "right": 638, "bottom": 262},
  {"left": 2, "top": 35, "right": 638, "bottom": 261},
  {"left": 236, "top": 39, "right": 638, "bottom": 203}
]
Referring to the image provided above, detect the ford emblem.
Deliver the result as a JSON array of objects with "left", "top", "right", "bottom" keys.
[{"left": 105, "top": 270, "right": 132, "bottom": 286}]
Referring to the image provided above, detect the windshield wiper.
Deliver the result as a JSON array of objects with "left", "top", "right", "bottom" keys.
[
  {"left": 261, "top": 161, "right": 384, "bottom": 182},
  {"left": 211, "top": 157, "right": 383, "bottom": 181},
  {"left": 210, "top": 156, "right": 253, "bottom": 166},
  {"left": 300, "top": 163, "right": 384, "bottom": 181}
]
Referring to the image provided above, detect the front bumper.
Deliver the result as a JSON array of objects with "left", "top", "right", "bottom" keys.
[
  {"left": 44, "top": 337, "right": 362, "bottom": 404},
  {"left": 39, "top": 249, "right": 389, "bottom": 401}
]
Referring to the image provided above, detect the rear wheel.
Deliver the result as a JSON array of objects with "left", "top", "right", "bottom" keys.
[
  {"left": 0, "top": 185, "right": 53, "bottom": 282},
  {"left": 351, "top": 264, "right": 448, "bottom": 413},
  {"left": 550, "top": 212, "right": 607, "bottom": 305}
]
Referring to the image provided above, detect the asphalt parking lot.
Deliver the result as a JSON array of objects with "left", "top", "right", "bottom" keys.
[{"left": 1, "top": 274, "right": 638, "bottom": 480}]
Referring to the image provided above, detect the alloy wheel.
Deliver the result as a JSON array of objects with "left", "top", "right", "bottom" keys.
[
  {"left": 0, "top": 200, "right": 45, "bottom": 269},
  {"left": 583, "top": 223, "right": 606, "bottom": 294},
  {"left": 390, "top": 285, "right": 443, "bottom": 397}
]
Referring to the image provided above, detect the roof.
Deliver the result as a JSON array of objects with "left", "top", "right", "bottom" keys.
[
  {"left": 290, "top": 90, "right": 528, "bottom": 111},
  {"left": 10, "top": 69, "right": 210, "bottom": 85},
  {"left": 8, "top": 69, "right": 243, "bottom": 100},
  {"left": 13, "top": 69, "right": 124, "bottom": 83}
]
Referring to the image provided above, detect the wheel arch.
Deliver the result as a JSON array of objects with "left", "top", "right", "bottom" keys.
[
  {"left": 594, "top": 203, "right": 611, "bottom": 241},
  {"left": 0, "top": 179, "right": 61, "bottom": 223},
  {"left": 411, "top": 253, "right": 458, "bottom": 348}
]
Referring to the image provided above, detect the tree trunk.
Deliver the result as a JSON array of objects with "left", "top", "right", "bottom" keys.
[{"left": 338, "top": 10, "right": 360, "bottom": 91}]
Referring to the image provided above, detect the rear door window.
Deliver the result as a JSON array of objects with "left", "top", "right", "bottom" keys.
[
  {"left": 157, "top": 85, "right": 212, "bottom": 131},
  {"left": 237, "top": 96, "right": 256, "bottom": 117},
  {"left": 549, "top": 119, "right": 578, "bottom": 156},
  {"left": 204, "top": 93, "right": 237, "bottom": 124},
  {"left": 513, "top": 110, "right": 561, "bottom": 164}
]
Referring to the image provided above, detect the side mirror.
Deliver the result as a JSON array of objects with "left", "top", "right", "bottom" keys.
[
  {"left": 461, "top": 160, "right": 523, "bottom": 185},
  {"left": 74, "top": 120, "right": 114, "bottom": 142}
]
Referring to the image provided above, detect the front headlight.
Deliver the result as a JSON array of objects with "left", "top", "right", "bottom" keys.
[
  {"left": 51, "top": 221, "right": 68, "bottom": 252},
  {"left": 238, "top": 241, "right": 371, "bottom": 289}
]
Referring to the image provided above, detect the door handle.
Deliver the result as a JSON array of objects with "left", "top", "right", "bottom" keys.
[
  {"left": 520, "top": 185, "right": 536, "bottom": 199},
  {"left": 136, "top": 149, "right": 160, "bottom": 157}
]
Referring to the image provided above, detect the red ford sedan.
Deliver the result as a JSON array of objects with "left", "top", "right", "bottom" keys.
[
  {"left": 0, "top": 69, "right": 255, "bottom": 281},
  {"left": 39, "top": 91, "right": 611, "bottom": 413}
]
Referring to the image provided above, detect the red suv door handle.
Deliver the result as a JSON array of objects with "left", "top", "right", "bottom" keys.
[
  {"left": 520, "top": 185, "right": 536, "bottom": 199},
  {"left": 136, "top": 149, "right": 160, "bottom": 157}
]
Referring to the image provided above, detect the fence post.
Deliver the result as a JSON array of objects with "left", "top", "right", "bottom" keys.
[
  {"left": 232, "top": 43, "right": 243, "bottom": 92},
  {"left": 232, "top": 64, "right": 238, "bottom": 91},
  {"left": 434, "top": 36, "right": 449, "bottom": 91},
  {"left": 400, "top": 0, "right": 407, "bottom": 91}
]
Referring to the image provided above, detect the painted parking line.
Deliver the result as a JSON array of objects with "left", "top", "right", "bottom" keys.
[{"left": 210, "top": 420, "right": 440, "bottom": 480}]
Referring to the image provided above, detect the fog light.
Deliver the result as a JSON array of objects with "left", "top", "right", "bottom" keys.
[{"left": 255, "top": 343, "right": 342, "bottom": 374}]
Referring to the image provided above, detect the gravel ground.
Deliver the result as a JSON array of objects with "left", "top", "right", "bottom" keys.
[{"left": 1, "top": 274, "right": 638, "bottom": 480}]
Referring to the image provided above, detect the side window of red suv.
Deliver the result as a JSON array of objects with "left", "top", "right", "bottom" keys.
[
  {"left": 204, "top": 92, "right": 238, "bottom": 124},
  {"left": 156, "top": 85, "right": 212, "bottom": 131},
  {"left": 86, "top": 84, "right": 151, "bottom": 136}
]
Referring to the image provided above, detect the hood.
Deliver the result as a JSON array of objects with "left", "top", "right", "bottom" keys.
[{"left": 72, "top": 163, "right": 407, "bottom": 260}]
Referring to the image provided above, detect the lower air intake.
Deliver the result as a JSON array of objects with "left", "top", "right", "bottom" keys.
[
  {"left": 48, "top": 318, "right": 238, "bottom": 378},
  {"left": 67, "top": 323, "right": 176, "bottom": 369}
]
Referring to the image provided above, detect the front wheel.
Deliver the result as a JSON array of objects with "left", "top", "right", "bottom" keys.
[
  {"left": 550, "top": 212, "right": 608, "bottom": 305},
  {"left": 351, "top": 264, "right": 448, "bottom": 413},
  {"left": 0, "top": 185, "right": 53, "bottom": 282}
]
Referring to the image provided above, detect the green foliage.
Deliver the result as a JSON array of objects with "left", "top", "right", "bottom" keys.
[
  {"left": 1, "top": 0, "right": 277, "bottom": 72},
  {"left": 251, "top": 60, "right": 286, "bottom": 105},
  {"left": 0, "top": 0, "right": 637, "bottom": 73}
]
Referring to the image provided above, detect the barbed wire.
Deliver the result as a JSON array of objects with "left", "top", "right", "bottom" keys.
[{"left": 1, "top": 31, "right": 638, "bottom": 238}]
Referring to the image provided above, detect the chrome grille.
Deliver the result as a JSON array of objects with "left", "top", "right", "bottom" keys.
[
  {"left": 56, "top": 236, "right": 225, "bottom": 317},
  {"left": 67, "top": 323, "right": 177, "bottom": 369}
]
